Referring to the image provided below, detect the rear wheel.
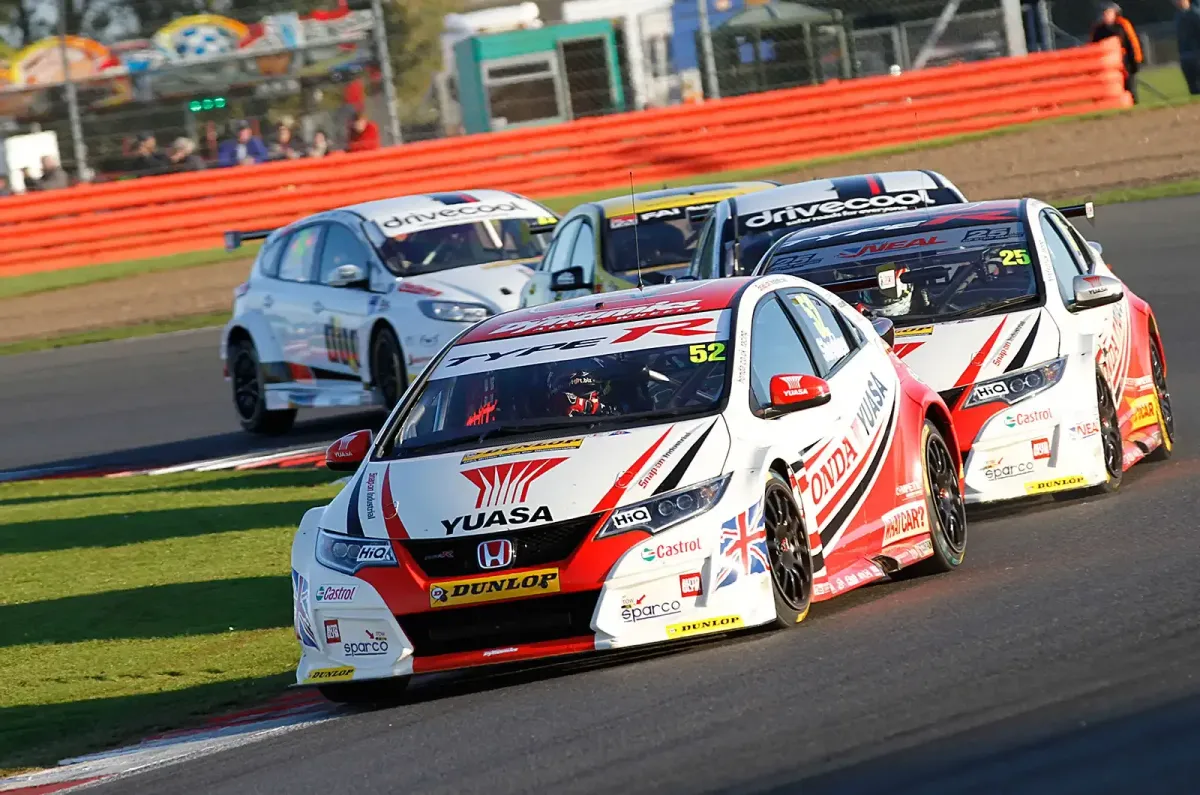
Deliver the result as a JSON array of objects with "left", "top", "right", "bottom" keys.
[
  {"left": 371, "top": 326, "right": 405, "bottom": 412},
  {"left": 764, "top": 471, "right": 813, "bottom": 627},
  {"left": 318, "top": 675, "right": 410, "bottom": 706},
  {"left": 229, "top": 339, "right": 296, "bottom": 435},
  {"left": 1146, "top": 337, "right": 1174, "bottom": 461},
  {"left": 902, "top": 420, "right": 966, "bottom": 576}
]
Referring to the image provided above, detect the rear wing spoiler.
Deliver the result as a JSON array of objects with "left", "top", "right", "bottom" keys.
[
  {"left": 1057, "top": 201, "right": 1095, "bottom": 223},
  {"left": 225, "top": 229, "right": 277, "bottom": 252}
]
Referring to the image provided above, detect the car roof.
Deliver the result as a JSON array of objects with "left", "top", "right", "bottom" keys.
[
  {"left": 733, "top": 170, "right": 962, "bottom": 216},
  {"left": 339, "top": 189, "right": 554, "bottom": 229},
  {"left": 595, "top": 181, "right": 777, "bottom": 217},
  {"left": 456, "top": 278, "right": 762, "bottom": 344},
  {"left": 770, "top": 199, "right": 1027, "bottom": 252}
]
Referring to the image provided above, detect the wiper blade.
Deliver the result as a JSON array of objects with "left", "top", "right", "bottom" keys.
[
  {"left": 944, "top": 295, "right": 1038, "bottom": 320},
  {"left": 397, "top": 420, "right": 597, "bottom": 456}
]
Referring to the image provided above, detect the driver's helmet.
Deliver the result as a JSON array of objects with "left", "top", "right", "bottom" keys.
[
  {"left": 843, "top": 265, "right": 913, "bottom": 318},
  {"left": 550, "top": 369, "right": 612, "bottom": 417}
]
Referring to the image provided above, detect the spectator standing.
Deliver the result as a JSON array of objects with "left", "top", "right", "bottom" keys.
[
  {"left": 346, "top": 111, "right": 381, "bottom": 153},
  {"left": 269, "top": 123, "right": 303, "bottom": 160},
  {"left": 218, "top": 121, "right": 269, "bottom": 167},
  {"left": 38, "top": 156, "right": 69, "bottom": 190},
  {"left": 130, "top": 132, "right": 170, "bottom": 175},
  {"left": 168, "top": 137, "right": 207, "bottom": 171},
  {"left": 1091, "top": 2, "right": 1143, "bottom": 103},
  {"left": 331, "top": 80, "right": 366, "bottom": 151},
  {"left": 1176, "top": 0, "right": 1200, "bottom": 95},
  {"left": 307, "top": 130, "right": 330, "bottom": 158}
]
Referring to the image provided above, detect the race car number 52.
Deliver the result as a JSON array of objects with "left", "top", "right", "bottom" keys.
[{"left": 689, "top": 342, "right": 726, "bottom": 363}]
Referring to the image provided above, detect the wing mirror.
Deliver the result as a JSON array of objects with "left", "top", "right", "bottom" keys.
[
  {"left": 326, "top": 429, "right": 372, "bottom": 471},
  {"left": 871, "top": 316, "right": 895, "bottom": 347},
  {"left": 1071, "top": 273, "right": 1123, "bottom": 311},
  {"left": 1086, "top": 240, "right": 1103, "bottom": 257},
  {"left": 551, "top": 266, "right": 591, "bottom": 292},
  {"left": 329, "top": 263, "right": 369, "bottom": 289},
  {"left": 768, "top": 374, "right": 832, "bottom": 415}
]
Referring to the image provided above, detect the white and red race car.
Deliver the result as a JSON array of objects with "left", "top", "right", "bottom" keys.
[
  {"left": 754, "top": 199, "right": 1174, "bottom": 503},
  {"left": 221, "top": 189, "right": 559, "bottom": 434},
  {"left": 290, "top": 278, "right": 968, "bottom": 701}
]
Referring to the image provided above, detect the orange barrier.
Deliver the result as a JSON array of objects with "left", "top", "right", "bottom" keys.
[{"left": 0, "top": 40, "right": 1128, "bottom": 275}]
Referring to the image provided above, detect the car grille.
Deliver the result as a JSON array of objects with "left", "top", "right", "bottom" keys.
[
  {"left": 398, "top": 513, "right": 601, "bottom": 578},
  {"left": 938, "top": 387, "right": 967, "bottom": 410},
  {"left": 396, "top": 590, "right": 601, "bottom": 657}
]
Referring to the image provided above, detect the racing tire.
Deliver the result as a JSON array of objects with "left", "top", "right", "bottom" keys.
[
  {"left": 1146, "top": 337, "right": 1174, "bottom": 462},
  {"left": 317, "top": 675, "right": 411, "bottom": 706},
  {"left": 371, "top": 325, "right": 406, "bottom": 412},
  {"left": 229, "top": 339, "right": 296, "bottom": 435},
  {"left": 764, "top": 470, "right": 813, "bottom": 627},
  {"left": 900, "top": 421, "right": 967, "bottom": 577},
  {"left": 1074, "top": 372, "right": 1123, "bottom": 497}
]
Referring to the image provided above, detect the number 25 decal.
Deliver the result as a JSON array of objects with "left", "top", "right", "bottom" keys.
[
  {"left": 689, "top": 342, "right": 726, "bottom": 363},
  {"left": 999, "top": 248, "right": 1031, "bottom": 266}
]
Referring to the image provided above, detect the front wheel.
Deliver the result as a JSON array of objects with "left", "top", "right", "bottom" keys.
[
  {"left": 318, "top": 675, "right": 410, "bottom": 705},
  {"left": 1080, "top": 372, "right": 1123, "bottom": 496},
  {"left": 371, "top": 326, "right": 405, "bottom": 412},
  {"left": 902, "top": 420, "right": 967, "bottom": 577},
  {"left": 1146, "top": 337, "right": 1174, "bottom": 461},
  {"left": 764, "top": 470, "right": 813, "bottom": 627},
  {"left": 229, "top": 339, "right": 296, "bottom": 435}
]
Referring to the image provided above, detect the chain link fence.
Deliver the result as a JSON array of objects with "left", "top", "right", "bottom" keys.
[{"left": 1, "top": 0, "right": 1061, "bottom": 194}]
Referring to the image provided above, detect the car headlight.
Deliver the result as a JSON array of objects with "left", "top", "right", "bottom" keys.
[
  {"left": 963, "top": 356, "right": 1067, "bottom": 409},
  {"left": 595, "top": 474, "right": 731, "bottom": 540},
  {"left": 315, "top": 529, "right": 399, "bottom": 575},
  {"left": 417, "top": 300, "right": 492, "bottom": 323}
]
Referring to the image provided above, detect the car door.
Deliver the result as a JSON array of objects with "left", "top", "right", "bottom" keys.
[
  {"left": 311, "top": 221, "right": 375, "bottom": 380},
  {"left": 270, "top": 224, "right": 325, "bottom": 375},
  {"left": 523, "top": 216, "right": 583, "bottom": 307}
]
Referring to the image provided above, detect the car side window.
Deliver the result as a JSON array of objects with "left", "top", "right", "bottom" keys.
[
  {"left": 318, "top": 224, "right": 371, "bottom": 285},
  {"left": 257, "top": 235, "right": 286, "bottom": 279},
  {"left": 691, "top": 218, "right": 717, "bottom": 280},
  {"left": 545, "top": 218, "right": 583, "bottom": 274},
  {"left": 570, "top": 220, "right": 597, "bottom": 276},
  {"left": 1052, "top": 213, "right": 1097, "bottom": 272},
  {"left": 1038, "top": 212, "right": 1083, "bottom": 304},
  {"left": 277, "top": 226, "right": 322, "bottom": 283},
  {"left": 749, "top": 295, "right": 819, "bottom": 412},
  {"left": 782, "top": 290, "right": 854, "bottom": 373}
]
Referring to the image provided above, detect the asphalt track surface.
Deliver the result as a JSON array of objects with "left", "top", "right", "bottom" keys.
[{"left": 12, "top": 197, "right": 1200, "bottom": 793}]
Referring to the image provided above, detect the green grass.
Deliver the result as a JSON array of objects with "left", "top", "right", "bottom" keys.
[
  {"left": 0, "top": 469, "right": 342, "bottom": 772},
  {"left": 0, "top": 242, "right": 260, "bottom": 302},
  {"left": 0, "top": 310, "right": 231, "bottom": 357}
]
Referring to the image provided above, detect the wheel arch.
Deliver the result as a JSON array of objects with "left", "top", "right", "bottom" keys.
[
  {"left": 1147, "top": 310, "right": 1168, "bottom": 379},
  {"left": 222, "top": 311, "right": 284, "bottom": 363},
  {"left": 365, "top": 318, "right": 405, "bottom": 388},
  {"left": 923, "top": 399, "right": 962, "bottom": 474}
]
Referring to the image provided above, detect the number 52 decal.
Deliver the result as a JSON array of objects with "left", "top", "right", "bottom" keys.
[{"left": 689, "top": 342, "right": 726, "bottom": 363}]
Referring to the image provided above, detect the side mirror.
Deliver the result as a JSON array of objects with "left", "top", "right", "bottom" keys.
[
  {"left": 329, "top": 263, "right": 368, "bottom": 289},
  {"left": 642, "top": 271, "right": 676, "bottom": 285},
  {"left": 551, "top": 266, "right": 591, "bottom": 292},
  {"left": 871, "top": 316, "right": 895, "bottom": 347},
  {"left": 768, "top": 374, "right": 831, "bottom": 414},
  {"left": 1087, "top": 240, "right": 1103, "bottom": 257},
  {"left": 326, "top": 429, "right": 372, "bottom": 471},
  {"left": 1071, "top": 273, "right": 1123, "bottom": 311}
]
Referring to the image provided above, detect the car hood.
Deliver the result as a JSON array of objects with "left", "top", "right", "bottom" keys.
[
  {"left": 892, "top": 308, "right": 1060, "bottom": 394},
  {"left": 324, "top": 417, "right": 731, "bottom": 540},
  {"left": 397, "top": 259, "right": 537, "bottom": 313}
]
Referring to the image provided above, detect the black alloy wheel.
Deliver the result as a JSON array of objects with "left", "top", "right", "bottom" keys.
[
  {"left": 902, "top": 421, "right": 966, "bottom": 576},
  {"left": 371, "top": 326, "right": 405, "bottom": 412},
  {"left": 1147, "top": 339, "right": 1174, "bottom": 461},
  {"left": 764, "top": 471, "right": 813, "bottom": 626},
  {"left": 230, "top": 339, "right": 295, "bottom": 435},
  {"left": 1096, "top": 373, "right": 1124, "bottom": 490}
]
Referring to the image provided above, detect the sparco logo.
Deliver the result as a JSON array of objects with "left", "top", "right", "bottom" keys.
[
  {"left": 743, "top": 190, "right": 933, "bottom": 229},
  {"left": 983, "top": 460, "right": 1034, "bottom": 481},
  {"left": 382, "top": 202, "right": 519, "bottom": 228},
  {"left": 621, "top": 599, "right": 682, "bottom": 623}
]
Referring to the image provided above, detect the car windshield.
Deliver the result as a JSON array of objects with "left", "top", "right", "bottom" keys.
[
  {"left": 382, "top": 335, "right": 730, "bottom": 459},
  {"left": 605, "top": 210, "right": 706, "bottom": 274},
  {"left": 760, "top": 222, "right": 1041, "bottom": 325},
  {"left": 376, "top": 218, "right": 548, "bottom": 276}
]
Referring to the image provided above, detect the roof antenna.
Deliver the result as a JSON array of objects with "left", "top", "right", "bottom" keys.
[{"left": 629, "top": 171, "right": 645, "bottom": 290}]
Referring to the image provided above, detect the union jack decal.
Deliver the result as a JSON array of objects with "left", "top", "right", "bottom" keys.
[
  {"left": 717, "top": 499, "right": 770, "bottom": 590},
  {"left": 293, "top": 570, "right": 319, "bottom": 649}
]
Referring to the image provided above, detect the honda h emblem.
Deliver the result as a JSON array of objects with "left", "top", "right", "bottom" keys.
[{"left": 477, "top": 539, "right": 515, "bottom": 570}]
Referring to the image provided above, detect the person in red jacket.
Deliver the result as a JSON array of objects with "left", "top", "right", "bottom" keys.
[
  {"left": 346, "top": 111, "right": 381, "bottom": 152},
  {"left": 1091, "top": 2, "right": 1143, "bottom": 102}
]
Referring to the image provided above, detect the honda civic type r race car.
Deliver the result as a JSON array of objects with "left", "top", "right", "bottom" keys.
[
  {"left": 290, "top": 278, "right": 969, "bottom": 701},
  {"left": 754, "top": 199, "right": 1174, "bottom": 504},
  {"left": 687, "top": 170, "right": 967, "bottom": 281},
  {"left": 220, "top": 189, "right": 559, "bottom": 434}
]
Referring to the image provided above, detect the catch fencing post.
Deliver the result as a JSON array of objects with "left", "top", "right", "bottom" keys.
[
  {"left": 697, "top": 0, "right": 721, "bottom": 99},
  {"left": 57, "top": 0, "right": 89, "bottom": 181},
  {"left": 370, "top": 0, "right": 404, "bottom": 145},
  {"left": 1000, "top": 0, "right": 1029, "bottom": 57}
]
